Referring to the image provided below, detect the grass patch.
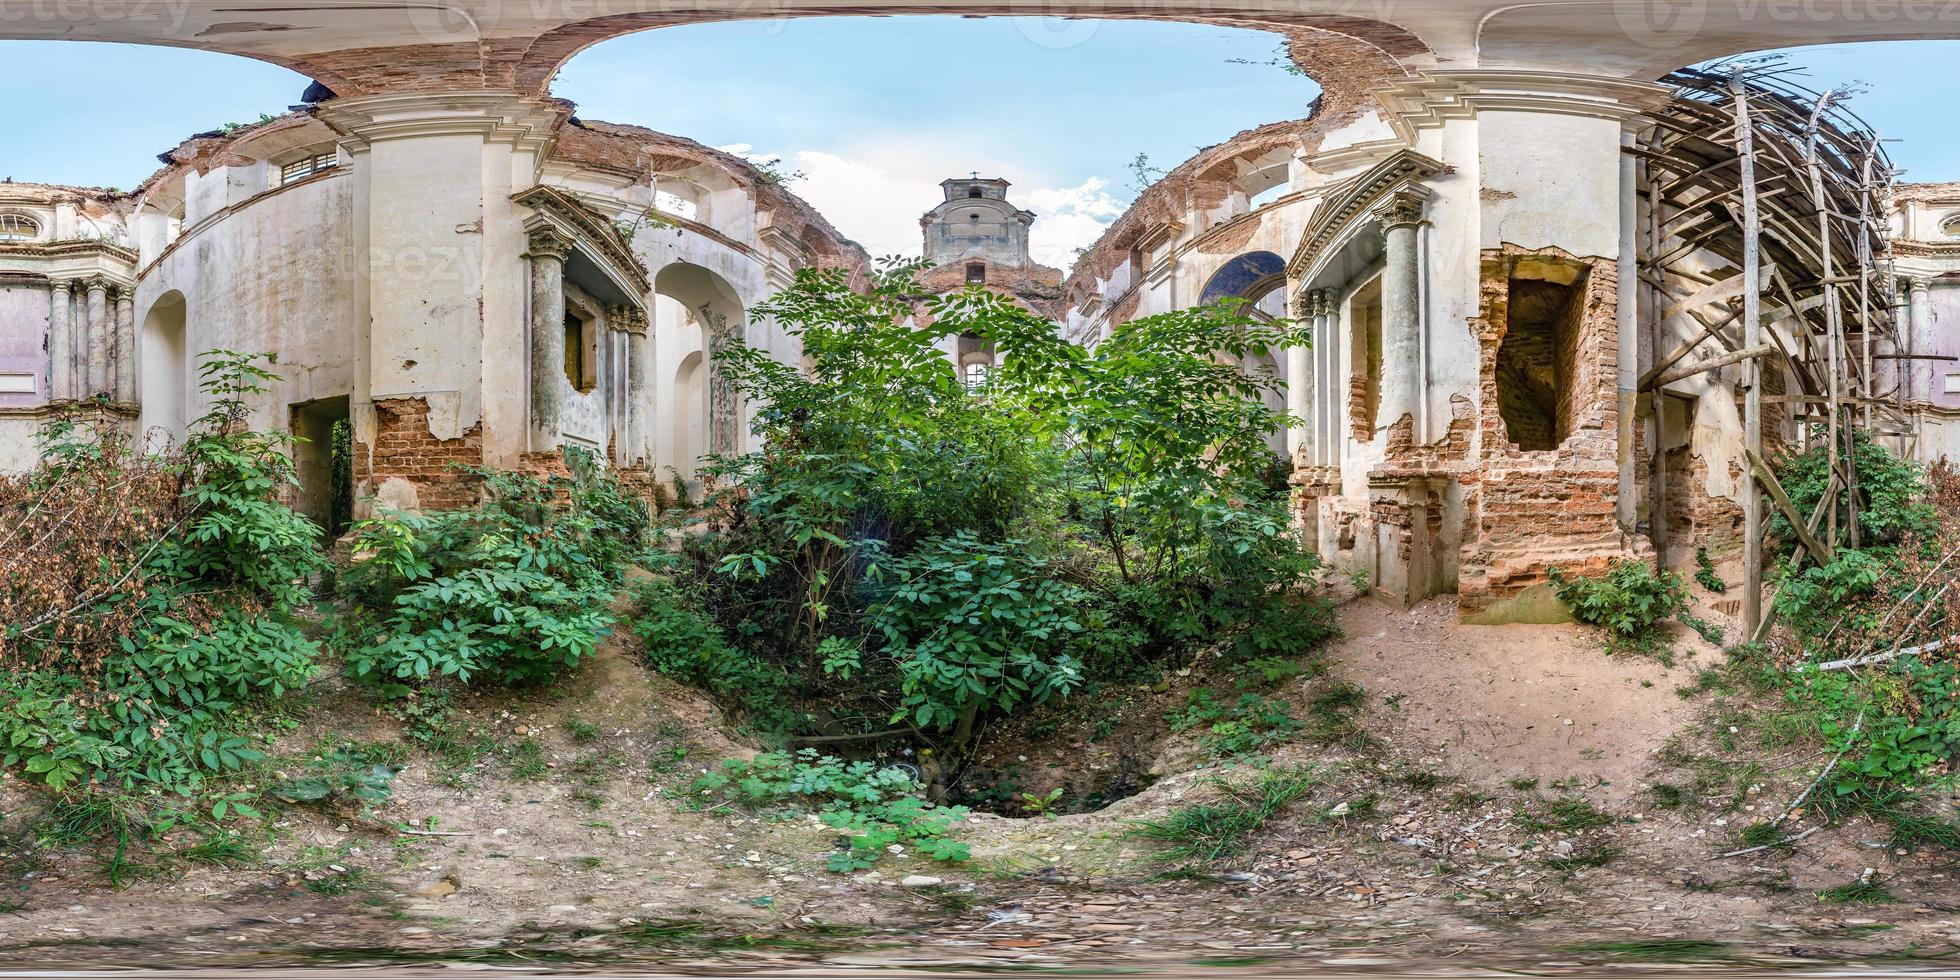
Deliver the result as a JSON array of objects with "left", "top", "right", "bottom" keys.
[
  {"left": 1564, "top": 939, "right": 1730, "bottom": 963},
  {"left": 1818, "top": 878, "right": 1897, "bottom": 905},
  {"left": 1514, "top": 796, "right": 1617, "bottom": 834},
  {"left": 1125, "top": 768, "right": 1317, "bottom": 865}
]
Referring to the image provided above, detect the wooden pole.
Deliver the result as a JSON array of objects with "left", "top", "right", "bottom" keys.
[{"left": 1734, "top": 74, "right": 1765, "bottom": 637}]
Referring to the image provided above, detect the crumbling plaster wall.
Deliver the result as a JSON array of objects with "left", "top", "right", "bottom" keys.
[{"left": 133, "top": 170, "right": 360, "bottom": 442}]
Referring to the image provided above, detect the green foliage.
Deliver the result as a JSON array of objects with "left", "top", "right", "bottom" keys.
[
  {"left": 338, "top": 450, "right": 644, "bottom": 689},
  {"left": 1773, "top": 548, "right": 1885, "bottom": 643},
  {"left": 1693, "top": 547, "right": 1727, "bottom": 593},
  {"left": 1124, "top": 767, "right": 1317, "bottom": 864},
  {"left": 861, "top": 533, "right": 1086, "bottom": 732},
  {"left": 658, "top": 260, "right": 1334, "bottom": 758},
  {"left": 1169, "top": 689, "right": 1301, "bottom": 757},
  {"left": 1771, "top": 428, "right": 1933, "bottom": 548},
  {"left": 1789, "top": 656, "right": 1960, "bottom": 791},
  {"left": 1, "top": 351, "right": 322, "bottom": 800},
  {"left": 690, "top": 750, "right": 969, "bottom": 871},
  {"left": 269, "top": 742, "right": 404, "bottom": 811},
  {"left": 630, "top": 576, "right": 801, "bottom": 733},
  {"left": 1549, "top": 559, "right": 1691, "bottom": 655}
]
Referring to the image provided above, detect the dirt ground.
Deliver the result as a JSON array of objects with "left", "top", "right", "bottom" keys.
[{"left": 4, "top": 590, "right": 1960, "bottom": 976}]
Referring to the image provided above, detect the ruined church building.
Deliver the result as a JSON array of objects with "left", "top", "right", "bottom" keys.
[{"left": 4, "top": 2, "right": 1960, "bottom": 620}]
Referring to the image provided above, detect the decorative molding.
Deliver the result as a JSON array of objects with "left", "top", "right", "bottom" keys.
[
  {"left": 316, "top": 92, "right": 566, "bottom": 155},
  {"left": 608, "top": 305, "right": 649, "bottom": 335},
  {"left": 524, "top": 226, "right": 573, "bottom": 262},
  {"left": 1371, "top": 186, "right": 1432, "bottom": 229},
  {"left": 1371, "top": 70, "right": 1675, "bottom": 145},
  {"left": 1287, "top": 149, "right": 1447, "bottom": 281},
  {"left": 513, "top": 184, "right": 651, "bottom": 303}
]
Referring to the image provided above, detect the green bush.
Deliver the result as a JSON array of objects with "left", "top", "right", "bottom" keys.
[
  {"left": 653, "top": 261, "right": 1336, "bottom": 766},
  {"left": 338, "top": 451, "right": 643, "bottom": 689},
  {"left": 1, "top": 351, "right": 323, "bottom": 797},
  {"left": 1550, "top": 559, "right": 1690, "bottom": 655},
  {"left": 1772, "top": 428, "right": 1933, "bottom": 548},
  {"left": 690, "top": 749, "right": 969, "bottom": 872},
  {"left": 630, "top": 576, "right": 801, "bottom": 733}
]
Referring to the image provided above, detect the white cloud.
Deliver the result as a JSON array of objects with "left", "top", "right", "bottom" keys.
[
  {"left": 1022, "top": 177, "right": 1125, "bottom": 270},
  {"left": 718, "top": 141, "right": 1125, "bottom": 274}
]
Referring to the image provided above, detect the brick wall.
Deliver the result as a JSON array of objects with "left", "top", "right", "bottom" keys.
[{"left": 360, "top": 397, "right": 484, "bottom": 512}]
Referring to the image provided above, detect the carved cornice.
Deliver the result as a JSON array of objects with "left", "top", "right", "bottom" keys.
[
  {"left": 513, "top": 184, "right": 651, "bottom": 301},
  {"left": 316, "top": 92, "right": 566, "bottom": 155},
  {"left": 1287, "top": 149, "right": 1446, "bottom": 281},
  {"left": 1371, "top": 70, "right": 1675, "bottom": 145},
  {"left": 0, "top": 238, "right": 138, "bottom": 265}
]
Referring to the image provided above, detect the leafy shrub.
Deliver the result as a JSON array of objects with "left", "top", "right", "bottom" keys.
[
  {"left": 1694, "top": 547, "right": 1727, "bottom": 594},
  {"left": 858, "top": 533, "right": 1086, "bottom": 736},
  {"left": 1772, "top": 428, "right": 1933, "bottom": 549},
  {"left": 690, "top": 749, "right": 969, "bottom": 871},
  {"left": 0, "top": 351, "right": 322, "bottom": 797},
  {"left": 270, "top": 742, "right": 404, "bottom": 812},
  {"left": 1550, "top": 559, "right": 1690, "bottom": 655},
  {"left": 657, "top": 261, "right": 1336, "bottom": 767},
  {"left": 338, "top": 451, "right": 644, "bottom": 689},
  {"left": 631, "top": 576, "right": 801, "bottom": 733},
  {"left": 1169, "top": 689, "right": 1302, "bottom": 756}
]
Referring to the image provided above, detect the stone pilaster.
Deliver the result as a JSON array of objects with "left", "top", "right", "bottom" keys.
[
  {"left": 525, "top": 227, "right": 571, "bottom": 454},
  {"left": 1372, "top": 188, "right": 1429, "bottom": 447},
  {"left": 1285, "top": 292, "right": 1311, "bottom": 460},
  {"left": 114, "top": 288, "right": 135, "bottom": 404},
  {"left": 83, "top": 278, "right": 109, "bottom": 398},
  {"left": 48, "top": 279, "right": 73, "bottom": 401}
]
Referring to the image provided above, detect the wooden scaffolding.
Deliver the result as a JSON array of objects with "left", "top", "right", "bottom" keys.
[{"left": 1632, "top": 64, "right": 1908, "bottom": 641}]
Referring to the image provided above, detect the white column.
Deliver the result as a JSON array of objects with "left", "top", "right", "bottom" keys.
[
  {"left": 1373, "top": 189, "right": 1429, "bottom": 440},
  {"left": 114, "top": 288, "right": 136, "bottom": 404},
  {"left": 526, "top": 227, "right": 569, "bottom": 454},
  {"left": 84, "top": 278, "right": 109, "bottom": 398},
  {"left": 1909, "top": 277, "right": 1933, "bottom": 404},
  {"left": 1286, "top": 293, "right": 1311, "bottom": 459},
  {"left": 623, "top": 309, "right": 652, "bottom": 469},
  {"left": 1316, "top": 288, "right": 1337, "bottom": 468},
  {"left": 48, "top": 279, "right": 72, "bottom": 401}
]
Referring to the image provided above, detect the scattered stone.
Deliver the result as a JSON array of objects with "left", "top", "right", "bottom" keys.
[{"left": 901, "top": 875, "right": 944, "bottom": 888}]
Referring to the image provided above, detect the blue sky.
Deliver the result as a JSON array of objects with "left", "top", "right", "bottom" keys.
[{"left": 2, "top": 24, "right": 1957, "bottom": 266}]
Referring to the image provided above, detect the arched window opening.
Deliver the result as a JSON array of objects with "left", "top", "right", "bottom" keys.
[
  {"left": 0, "top": 213, "right": 41, "bottom": 242},
  {"left": 967, "top": 187, "right": 983, "bottom": 198},
  {"left": 963, "top": 361, "right": 992, "bottom": 391},
  {"left": 966, "top": 262, "right": 986, "bottom": 284}
]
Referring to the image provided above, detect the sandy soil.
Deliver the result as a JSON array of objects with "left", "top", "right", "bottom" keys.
[
  {"left": 1324, "top": 598, "right": 1715, "bottom": 802},
  {"left": 4, "top": 593, "right": 1959, "bottom": 975}
]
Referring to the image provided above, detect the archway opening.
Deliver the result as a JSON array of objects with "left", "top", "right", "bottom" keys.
[{"left": 138, "top": 291, "right": 188, "bottom": 451}]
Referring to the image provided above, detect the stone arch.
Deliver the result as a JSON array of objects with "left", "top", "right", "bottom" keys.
[
  {"left": 138, "top": 290, "right": 188, "bottom": 452},
  {"left": 511, "top": 10, "right": 1428, "bottom": 103},
  {"left": 1200, "top": 250, "right": 1287, "bottom": 307},
  {"left": 652, "top": 261, "right": 745, "bottom": 483}
]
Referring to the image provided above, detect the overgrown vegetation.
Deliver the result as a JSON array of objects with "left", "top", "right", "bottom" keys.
[
  {"left": 635, "top": 261, "right": 1336, "bottom": 803},
  {"left": 1, "top": 352, "right": 322, "bottom": 797},
  {"left": 335, "top": 449, "right": 646, "bottom": 692},
  {"left": 690, "top": 749, "right": 970, "bottom": 872},
  {"left": 1124, "top": 767, "right": 1318, "bottom": 865},
  {"left": 1550, "top": 559, "right": 1707, "bottom": 657}
]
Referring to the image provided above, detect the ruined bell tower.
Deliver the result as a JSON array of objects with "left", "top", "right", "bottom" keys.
[{"left": 920, "top": 176, "right": 1035, "bottom": 273}]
